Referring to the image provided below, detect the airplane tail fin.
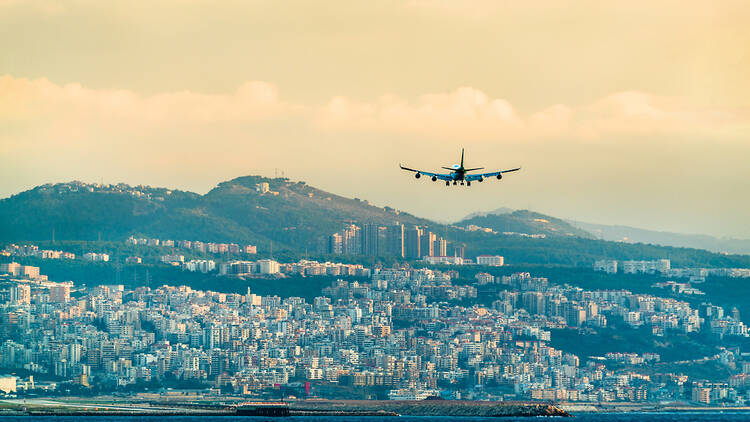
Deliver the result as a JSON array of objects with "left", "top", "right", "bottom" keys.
[{"left": 460, "top": 148, "right": 465, "bottom": 169}]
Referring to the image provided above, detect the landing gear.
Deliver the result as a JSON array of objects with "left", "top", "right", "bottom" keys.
[
  {"left": 460, "top": 181, "right": 464, "bottom": 186},
  {"left": 466, "top": 181, "right": 471, "bottom": 186},
  {"left": 445, "top": 181, "right": 450, "bottom": 186},
  {"left": 453, "top": 181, "right": 457, "bottom": 185}
]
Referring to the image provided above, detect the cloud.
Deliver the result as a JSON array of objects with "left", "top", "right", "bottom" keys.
[
  {"left": 0, "top": 76, "right": 294, "bottom": 126},
  {"left": 316, "top": 87, "right": 525, "bottom": 140},
  {"left": 2, "top": 75, "right": 747, "bottom": 152},
  {"left": 0, "top": 75, "right": 306, "bottom": 179},
  {"left": 315, "top": 87, "right": 748, "bottom": 142},
  {"left": 576, "top": 91, "right": 746, "bottom": 139}
]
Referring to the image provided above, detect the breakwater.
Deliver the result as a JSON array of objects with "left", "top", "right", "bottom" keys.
[
  {"left": 247, "top": 399, "right": 570, "bottom": 417},
  {"left": 1, "top": 398, "right": 569, "bottom": 417}
]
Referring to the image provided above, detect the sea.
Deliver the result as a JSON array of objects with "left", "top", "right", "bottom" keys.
[{"left": 6, "top": 415, "right": 750, "bottom": 422}]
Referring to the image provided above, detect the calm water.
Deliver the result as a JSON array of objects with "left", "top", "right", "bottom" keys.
[{"left": 6, "top": 415, "right": 750, "bottom": 422}]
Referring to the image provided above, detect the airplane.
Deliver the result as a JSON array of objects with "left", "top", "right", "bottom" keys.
[{"left": 399, "top": 148, "right": 520, "bottom": 186}]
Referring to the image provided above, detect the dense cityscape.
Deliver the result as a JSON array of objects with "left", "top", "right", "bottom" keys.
[{"left": 3, "top": 238, "right": 750, "bottom": 408}]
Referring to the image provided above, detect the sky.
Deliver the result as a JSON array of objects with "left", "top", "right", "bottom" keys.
[{"left": 1, "top": 1, "right": 749, "bottom": 238}]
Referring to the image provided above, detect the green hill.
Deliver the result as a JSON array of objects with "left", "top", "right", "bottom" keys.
[
  {"left": 2, "top": 176, "right": 750, "bottom": 269},
  {"left": 0, "top": 177, "right": 431, "bottom": 249},
  {"left": 458, "top": 210, "right": 594, "bottom": 238}
]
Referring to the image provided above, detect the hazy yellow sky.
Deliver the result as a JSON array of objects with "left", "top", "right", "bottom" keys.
[{"left": 2, "top": 1, "right": 750, "bottom": 237}]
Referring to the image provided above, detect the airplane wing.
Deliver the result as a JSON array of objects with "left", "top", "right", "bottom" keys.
[
  {"left": 465, "top": 167, "right": 521, "bottom": 182},
  {"left": 400, "top": 164, "right": 452, "bottom": 181}
]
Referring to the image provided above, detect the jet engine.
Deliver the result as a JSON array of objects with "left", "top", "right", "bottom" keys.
[
  {"left": 496, "top": 174, "right": 502, "bottom": 180},
  {"left": 415, "top": 173, "right": 421, "bottom": 179},
  {"left": 431, "top": 176, "right": 437, "bottom": 182}
]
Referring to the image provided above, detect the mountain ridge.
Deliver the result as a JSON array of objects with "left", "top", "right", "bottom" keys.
[
  {"left": 2, "top": 176, "right": 750, "bottom": 269},
  {"left": 0, "top": 176, "right": 434, "bottom": 249},
  {"left": 569, "top": 220, "right": 750, "bottom": 255},
  {"left": 458, "top": 206, "right": 750, "bottom": 255},
  {"left": 457, "top": 210, "right": 594, "bottom": 239}
]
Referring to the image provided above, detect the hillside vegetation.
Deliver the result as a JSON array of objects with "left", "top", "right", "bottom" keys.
[
  {"left": 458, "top": 210, "right": 593, "bottom": 238},
  {"left": 0, "top": 176, "right": 430, "bottom": 250},
  {"left": 2, "top": 176, "right": 750, "bottom": 268}
]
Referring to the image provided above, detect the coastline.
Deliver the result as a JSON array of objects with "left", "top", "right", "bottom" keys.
[
  {"left": 561, "top": 403, "right": 750, "bottom": 414},
  {"left": 1, "top": 398, "right": 569, "bottom": 417},
  {"left": 9, "top": 397, "right": 750, "bottom": 417}
]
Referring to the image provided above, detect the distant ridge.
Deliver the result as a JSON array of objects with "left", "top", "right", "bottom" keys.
[
  {"left": 569, "top": 220, "right": 750, "bottom": 255},
  {"left": 458, "top": 207, "right": 750, "bottom": 255},
  {"left": 461, "top": 207, "right": 514, "bottom": 220},
  {"left": 457, "top": 209, "right": 594, "bottom": 239}
]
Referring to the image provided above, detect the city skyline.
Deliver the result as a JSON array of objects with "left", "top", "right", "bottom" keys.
[
  {"left": 1, "top": 1, "right": 750, "bottom": 238},
  {"left": 2, "top": 247, "right": 748, "bottom": 404}
]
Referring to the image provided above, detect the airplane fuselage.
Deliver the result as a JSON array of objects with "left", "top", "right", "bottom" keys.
[
  {"left": 448, "top": 164, "right": 465, "bottom": 181},
  {"left": 399, "top": 148, "right": 519, "bottom": 186}
]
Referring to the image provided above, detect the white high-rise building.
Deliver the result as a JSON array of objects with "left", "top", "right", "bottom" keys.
[
  {"left": 476, "top": 255, "right": 504, "bottom": 267},
  {"left": 621, "top": 259, "right": 671, "bottom": 275},
  {"left": 594, "top": 260, "right": 618, "bottom": 274},
  {"left": 258, "top": 259, "right": 280, "bottom": 274},
  {"left": 10, "top": 284, "right": 31, "bottom": 304},
  {"left": 68, "top": 343, "right": 83, "bottom": 364},
  {"left": 0, "top": 262, "right": 20, "bottom": 275},
  {"left": 256, "top": 182, "right": 270, "bottom": 194},
  {"left": 49, "top": 284, "right": 71, "bottom": 303},
  {"left": 184, "top": 260, "right": 216, "bottom": 273},
  {"left": 83, "top": 252, "right": 110, "bottom": 262}
]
